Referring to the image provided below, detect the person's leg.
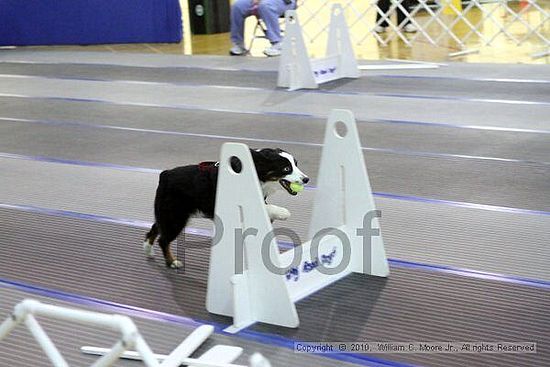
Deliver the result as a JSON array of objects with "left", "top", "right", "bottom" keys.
[
  {"left": 257, "top": 0, "right": 295, "bottom": 44},
  {"left": 397, "top": 0, "right": 417, "bottom": 32},
  {"left": 397, "top": 0, "right": 411, "bottom": 26},
  {"left": 231, "top": 0, "right": 254, "bottom": 46},
  {"left": 376, "top": 0, "right": 391, "bottom": 28}
]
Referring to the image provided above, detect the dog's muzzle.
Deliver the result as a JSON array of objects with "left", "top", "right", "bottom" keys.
[{"left": 279, "top": 177, "right": 309, "bottom": 195}]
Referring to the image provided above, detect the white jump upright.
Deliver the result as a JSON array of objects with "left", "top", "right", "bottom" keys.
[
  {"left": 207, "top": 109, "right": 389, "bottom": 333},
  {"left": 277, "top": 4, "right": 359, "bottom": 91}
]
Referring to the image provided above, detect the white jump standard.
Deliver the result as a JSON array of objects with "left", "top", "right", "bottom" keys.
[
  {"left": 207, "top": 109, "right": 389, "bottom": 333},
  {"left": 277, "top": 4, "right": 360, "bottom": 91}
]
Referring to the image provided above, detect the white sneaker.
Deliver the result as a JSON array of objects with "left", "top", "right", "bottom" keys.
[
  {"left": 374, "top": 25, "right": 387, "bottom": 33},
  {"left": 263, "top": 42, "right": 282, "bottom": 57},
  {"left": 229, "top": 43, "right": 247, "bottom": 56},
  {"left": 404, "top": 23, "right": 418, "bottom": 33}
]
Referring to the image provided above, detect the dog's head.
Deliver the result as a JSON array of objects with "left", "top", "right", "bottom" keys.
[{"left": 248, "top": 148, "right": 309, "bottom": 196}]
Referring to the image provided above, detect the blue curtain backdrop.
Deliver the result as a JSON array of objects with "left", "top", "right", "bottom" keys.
[{"left": 0, "top": 0, "right": 183, "bottom": 46}]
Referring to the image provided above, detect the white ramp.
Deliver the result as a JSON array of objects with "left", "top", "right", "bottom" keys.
[{"left": 206, "top": 109, "right": 389, "bottom": 333}]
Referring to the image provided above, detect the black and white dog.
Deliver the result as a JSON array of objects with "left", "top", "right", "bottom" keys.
[{"left": 143, "top": 148, "right": 309, "bottom": 268}]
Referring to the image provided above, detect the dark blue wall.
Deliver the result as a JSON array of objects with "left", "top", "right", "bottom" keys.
[{"left": 0, "top": 0, "right": 183, "bottom": 46}]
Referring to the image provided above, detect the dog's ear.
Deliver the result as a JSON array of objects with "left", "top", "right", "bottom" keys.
[
  {"left": 249, "top": 149, "right": 273, "bottom": 179},
  {"left": 250, "top": 148, "right": 279, "bottom": 161},
  {"left": 249, "top": 148, "right": 266, "bottom": 163}
]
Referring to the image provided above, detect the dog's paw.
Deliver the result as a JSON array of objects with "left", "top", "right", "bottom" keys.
[
  {"left": 143, "top": 241, "right": 155, "bottom": 258},
  {"left": 266, "top": 204, "right": 291, "bottom": 221},
  {"left": 170, "top": 260, "right": 183, "bottom": 269}
]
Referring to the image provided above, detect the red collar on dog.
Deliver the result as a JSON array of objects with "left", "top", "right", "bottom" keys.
[{"left": 198, "top": 161, "right": 219, "bottom": 172}]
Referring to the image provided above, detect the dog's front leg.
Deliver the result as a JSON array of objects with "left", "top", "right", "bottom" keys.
[{"left": 266, "top": 204, "right": 291, "bottom": 221}]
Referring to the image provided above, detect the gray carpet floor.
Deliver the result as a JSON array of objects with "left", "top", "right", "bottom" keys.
[{"left": 0, "top": 51, "right": 548, "bottom": 367}]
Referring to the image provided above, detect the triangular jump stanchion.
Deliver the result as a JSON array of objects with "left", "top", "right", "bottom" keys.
[
  {"left": 207, "top": 109, "right": 389, "bottom": 333},
  {"left": 278, "top": 4, "right": 359, "bottom": 91},
  {"left": 277, "top": 10, "right": 317, "bottom": 90},
  {"left": 206, "top": 143, "right": 299, "bottom": 333},
  {"left": 309, "top": 109, "right": 389, "bottom": 277},
  {"left": 325, "top": 5, "right": 360, "bottom": 81}
]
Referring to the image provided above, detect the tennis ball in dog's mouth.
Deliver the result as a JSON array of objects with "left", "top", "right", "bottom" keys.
[{"left": 290, "top": 182, "right": 304, "bottom": 193}]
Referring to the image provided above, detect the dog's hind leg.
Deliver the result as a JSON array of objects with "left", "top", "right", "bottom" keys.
[
  {"left": 143, "top": 223, "right": 159, "bottom": 258},
  {"left": 158, "top": 233, "right": 183, "bottom": 269},
  {"left": 157, "top": 215, "right": 189, "bottom": 269}
]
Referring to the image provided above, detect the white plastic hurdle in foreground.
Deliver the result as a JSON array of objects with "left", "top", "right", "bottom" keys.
[
  {"left": 0, "top": 299, "right": 270, "bottom": 367},
  {"left": 207, "top": 109, "right": 389, "bottom": 333},
  {"left": 277, "top": 4, "right": 359, "bottom": 91}
]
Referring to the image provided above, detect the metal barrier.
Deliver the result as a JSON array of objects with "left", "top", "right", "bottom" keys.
[{"left": 295, "top": 0, "right": 549, "bottom": 59}]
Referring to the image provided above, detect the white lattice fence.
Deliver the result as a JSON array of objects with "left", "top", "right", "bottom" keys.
[{"left": 296, "top": 0, "right": 549, "bottom": 57}]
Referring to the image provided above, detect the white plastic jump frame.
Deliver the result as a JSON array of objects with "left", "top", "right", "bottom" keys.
[
  {"left": 277, "top": 4, "right": 360, "bottom": 91},
  {"left": 0, "top": 299, "right": 271, "bottom": 367},
  {"left": 207, "top": 109, "right": 389, "bottom": 333}
]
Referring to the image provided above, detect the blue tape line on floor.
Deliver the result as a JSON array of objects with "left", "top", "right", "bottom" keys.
[
  {"left": 0, "top": 278, "right": 416, "bottom": 367},
  {"left": 2, "top": 93, "right": 549, "bottom": 134},
  {"left": 2, "top": 117, "right": 549, "bottom": 165},
  {"left": 2, "top": 72, "right": 550, "bottom": 106},
  {"left": 1, "top": 202, "right": 549, "bottom": 289},
  {"left": 3, "top": 59, "right": 550, "bottom": 85},
  {"left": 1, "top": 151, "right": 549, "bottom": 217},
  {"left": 377, "top": 74, "right": 550, "bottom": 84}
]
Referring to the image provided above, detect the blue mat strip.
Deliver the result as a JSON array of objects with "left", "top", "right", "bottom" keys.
[
  {"left": 2, "top": 62, "right": 550, "bottom": 84},
  {"left": 1, "top": 93, "right": 549, "bottom": 134},
  {"left": 1, "top": 152, "right": 548, "bottom": 218},
  {"left": 1, "top": 202, "right": 549, "bottom": 290},
  {"left": 0, "top": 73, "right": 548, "bottom": 106},
  {"left": 2, "top": 117, "right": 548, "bottom": 166},
  {"left": 0, "top": 277, "right": 415, "bottom": 367}
]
